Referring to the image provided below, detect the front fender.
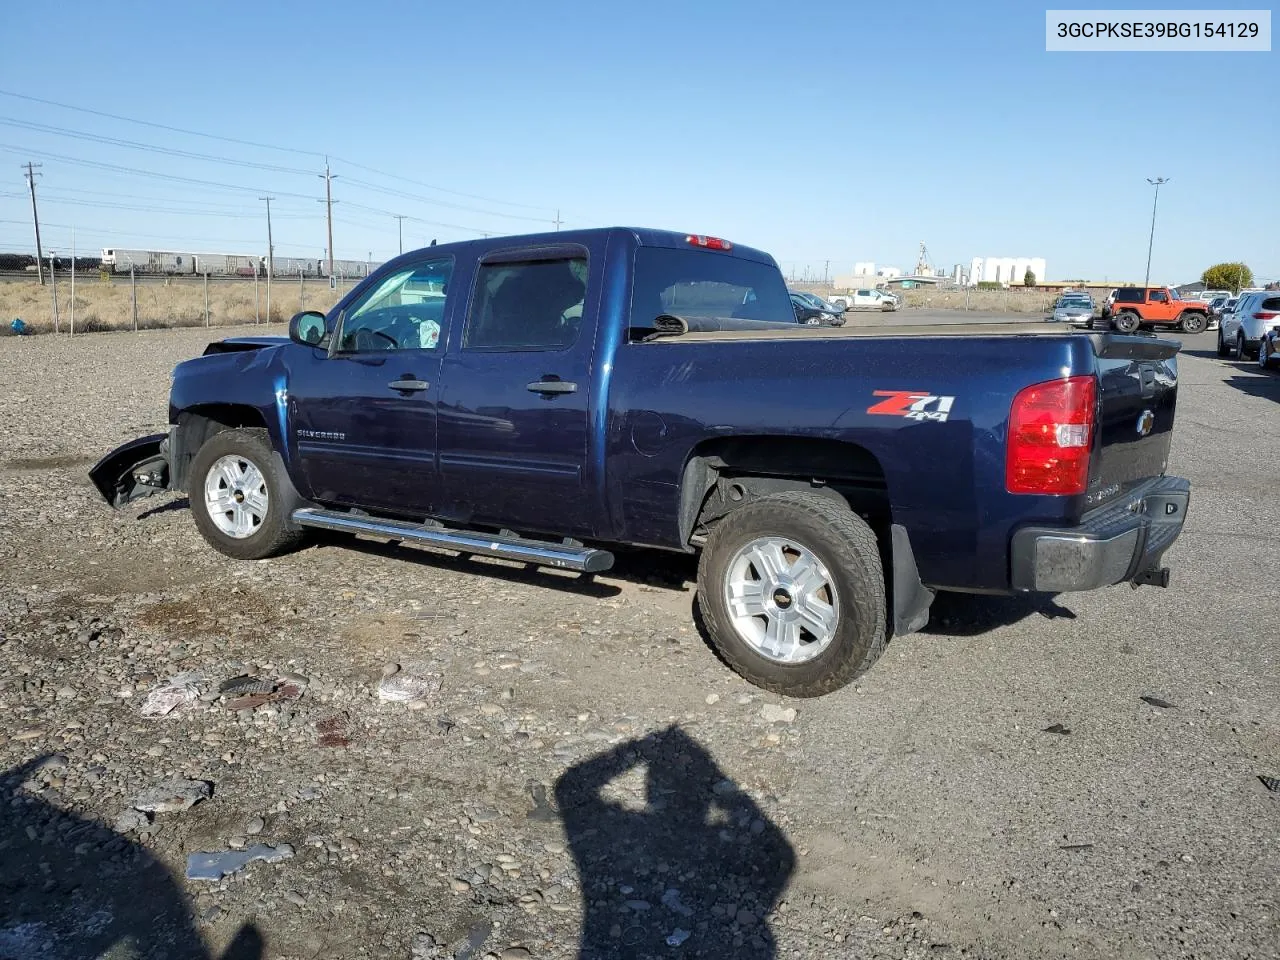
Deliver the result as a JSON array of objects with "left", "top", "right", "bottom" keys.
[{"left": 89, "top": 433, "right": 170, "bottom": 507}]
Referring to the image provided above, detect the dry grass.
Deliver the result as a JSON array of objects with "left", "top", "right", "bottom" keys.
[
  {"left": 793, "top": 282, "right": 1059, "bottom": 315},
  {"left": 0, "top": 276, "right": 349, "bottom": 335}
]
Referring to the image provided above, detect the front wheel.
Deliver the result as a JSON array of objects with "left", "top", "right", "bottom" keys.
[
  {"left": 1114, "top": 311, "right": 1141, "bottom": 334},
  {"left": 188, "top": 427, "right": 307, "bottom": 561},
  {"left": 1235, "top": 332, "right": 1246, "bottom": 360},
  {"left": 1178, "top": 311, "right": 1207, "bottom": 334},
  {"left": 1217, "top": 329, "right": 1229, "bottom": 357},
  {"left": 696, "top": 492, "right": 887, "bottom": 698}
]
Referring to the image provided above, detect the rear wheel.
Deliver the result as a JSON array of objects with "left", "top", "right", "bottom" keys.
[
  {"left": 1178, "top": 311, "right": 1207, "bottom": 334},
  {"left": 1114, "top": 311, "right": 1141, "bottom": 334},
  {"left": 696, "top": 492, "right": 887, "bottom": 698},
  {"left": 188, "top": 428, "right": 307, "bottom": 561}
]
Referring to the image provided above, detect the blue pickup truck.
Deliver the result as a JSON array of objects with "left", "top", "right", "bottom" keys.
[{"left": 91, "top": 227, "right": 1190, "bottom": 697}]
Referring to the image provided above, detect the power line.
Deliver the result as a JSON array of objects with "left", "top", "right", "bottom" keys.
[
  {"left": 0, "top": 117, "right": 315, "bottom": 175},
  {"left": 0, "top": 87, "right": 582, "bottom": 222}
]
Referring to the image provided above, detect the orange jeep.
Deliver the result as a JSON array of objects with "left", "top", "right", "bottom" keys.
[{"left": 1102, "top": 287, "right": 1210, "bottom": 334}]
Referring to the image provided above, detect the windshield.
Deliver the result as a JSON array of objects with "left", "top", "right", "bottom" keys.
[{"left": 631, "top": 247, "right": 793, "bottom": 325}]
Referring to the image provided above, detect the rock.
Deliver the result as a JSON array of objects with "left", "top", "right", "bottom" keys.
[
  {"left": 705, "top": 693, "right": 720, "bottom": 705},
  {"left": 760, "top": 704, "right": 797, "bottom": 724},
  {"left": 451, "top": 879, "right": 472, "bottom": 892},
  {"left": 244, "top": 815, "right": 266, "bottom": 835},
  {"left": 56, "top": 686, "right": 77, "bottom": 700},
  {"left": 382, "top": 663, "right": 401, "bottom": 677},
  {"left": 500, "top": 948, "right": 533, "bottom": 960},
  {"left": 1140, "top": 695, "right": 1176, "bottom": 709},
  {"left": 114, "top": 808, "right": 151, "bottom": 833},
  {"left": 129, "top": 778, "right": 211, "bottom": 813},
  {"left": 284, "top": 890, "right": 307, "bottom": 907},
  {"left": 479, "top": 703, "right": 506, "bottom": 717},
  {"left": 736, "top": 909, "right": 757, "bottom": 926}
]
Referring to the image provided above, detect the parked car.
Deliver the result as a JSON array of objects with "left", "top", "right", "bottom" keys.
[
  {"left": 789, "top": 292, "right": 843, "bottom": 326},
  {"left": 789, "top": 290, "right": 846, "bottom": 319},
  {"left": 830, "top": 288, "right": 900, "bottom": 311},
  {"left": 89, "top": 226, "right": 1190, "bottom": 698},
  {"left": 1101, "top": 287, "right": 1210, "bottom": 334},
  {"left": 1218, "top": 291, "right": 1280, "bottom": 359},
  {"left": 1051, "top": 295, "right": 1095, "bottom": 328},
  {"left": 1257, "top": 323, "right": 1280, "bottom": 371}
]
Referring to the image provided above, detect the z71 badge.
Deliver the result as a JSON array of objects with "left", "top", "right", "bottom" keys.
[{"left": 867, "top": 390, "right": 956, "bottom": 423}]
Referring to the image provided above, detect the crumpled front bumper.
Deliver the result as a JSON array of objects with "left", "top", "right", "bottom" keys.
[
  {"left": 88, "top": 431, "right": 171, "bottom": 507},
  {"left": 1009, "top": 476, "right": 1190, "bottom": 592}
]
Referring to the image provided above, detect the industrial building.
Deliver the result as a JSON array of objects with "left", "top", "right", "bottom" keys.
[{"left": 968, "top": 256, "right": 1047, "bottom": 287}]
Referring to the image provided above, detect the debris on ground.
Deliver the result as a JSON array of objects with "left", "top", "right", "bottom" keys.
[
  {"left": 666, "top": 928, "right": 692, "bottom": 947},
  {"left": 661, "top": 888, "right": 694, "bottom": 917},
  {"left": 185, "top": 843, "right": 296, "bottom": 881},
  {"left": 526, "top": 782, "right": 557, "bottom": 822},
  {"left": 1060, "top": 843, "right": 1094, "bottom": 852},
  {"left": 452, "top": 919, "right": 493, "bottom": 960},
  {"left": 139, "top": 673, "right": 202, "bottom": 717},
  {"left": 1043, "top": 723, "right": 1071, "bottom": 735},
  {"left": 760, "top": 703, "right": 797, "bottom": 723},
  {"left": 223, "top": 681, "right": 303, "bottom": 712},
  {"left": 218, "top": 675, "right": 277, "bottom": 697},
  {"left": 377, "top": 671, "right": 442, "bottom": 703},
  {"left": 316, "top": 714, "right": 355, "bottom": 748},
  {"left": 1140, "top": 695, "right": 1176, "bottom": 709},
  {"left": 129, "top": 778, "right": 212, "bottom": 813},
  {"left": 1259, "top": 775, "right": 1280, "bottom": 793}
]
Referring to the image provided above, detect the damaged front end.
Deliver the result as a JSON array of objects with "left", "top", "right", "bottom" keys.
[{"left": 89, "top": 432, "right": 172, "bottom": 507}]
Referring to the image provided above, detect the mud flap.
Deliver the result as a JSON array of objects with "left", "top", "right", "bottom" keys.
[{"left": 88, "top": 433, "right": 171, "bottom": 507}]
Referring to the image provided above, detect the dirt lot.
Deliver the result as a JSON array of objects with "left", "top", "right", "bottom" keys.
[{"left": 1, "top": 326, "right": 1277, "bottom": 960}]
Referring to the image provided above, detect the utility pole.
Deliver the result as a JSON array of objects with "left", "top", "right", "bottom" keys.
[
  {"left": 319, "top": 158, "right": 336, "bottom": 282},
  {"left": 1144, "top": 177, "right": 1168, "bottom": 289},
  {"left": 394, "top": 214, "right": 406, "bottom": 255},
  {"left": 553, "top": 210, "right": 562, "bottom": 232},
  {"left": 260, "top": 196, "right": 275, "bottom": 322},
  {"left": 23, "top": 162, "right": 45, "bottom": 285},
  {"left": 824, "top": 260, "right": 830, "bottom": 284}
]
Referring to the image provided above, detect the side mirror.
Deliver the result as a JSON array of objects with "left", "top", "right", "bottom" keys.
[{"left": 289, "top": 310, "right": 326, "bottom": 346}]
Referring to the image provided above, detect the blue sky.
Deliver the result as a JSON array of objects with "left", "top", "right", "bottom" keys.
[{"left": 0, "top": 0, "right": 1275, "bottom": 283}]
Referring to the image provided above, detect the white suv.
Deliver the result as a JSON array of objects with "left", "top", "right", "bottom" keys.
[
  {"left": 830, "top": 288, "right": 900, "bottom": 312},
  {"left": 1218, "top": 291, "right": 1280, "bottom": 360}
]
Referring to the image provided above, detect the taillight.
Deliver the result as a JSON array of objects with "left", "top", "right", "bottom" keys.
[
  {"left": 1252, "top": 311, "right": 1278, "bottom": 320},
  {"left": 686, "top": 234, "right": 733, "bottom": 251},
  {"left": 1006, "top": 375, "right": 1097, "bottom": 495}
]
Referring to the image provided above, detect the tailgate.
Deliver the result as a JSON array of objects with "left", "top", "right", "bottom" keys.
[{"left": 1087, "top": 333, "right": 1179, "bottom": 507}]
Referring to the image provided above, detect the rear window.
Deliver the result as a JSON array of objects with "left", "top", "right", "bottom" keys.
[
  {"left": 1115, "top": 289, "right": 1144, "bottom": 302},
  {"left": 630, "top": 247, "right": 792, "bottom": 328},
  {"left": 1263, "top": 296, "right": 1280, "bottom": 311}
]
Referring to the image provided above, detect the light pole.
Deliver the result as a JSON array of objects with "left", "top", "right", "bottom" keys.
[
  {"left": 1144, "top": 177, "right": 1168, "bottom": 289},
  {"left": 394, "top": 214, "right": 406, "bottom": 255}
]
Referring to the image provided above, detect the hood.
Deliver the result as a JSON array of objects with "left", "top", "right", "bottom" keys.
[{"left": 201, "top": 335, "right": 291, "bottom": 356}]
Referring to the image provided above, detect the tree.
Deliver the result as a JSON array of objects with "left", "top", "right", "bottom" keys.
[
  {"left": 1201, "top": 262, "right": 1253, "bottom": 292},
  {"left": 1023, "top": 269, "right": 1036, "bottom": 287}
]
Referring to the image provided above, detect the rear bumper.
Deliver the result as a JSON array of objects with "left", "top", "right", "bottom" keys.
[{"left": 1009, "top": 476, "right": 1190, "bottom": 592}]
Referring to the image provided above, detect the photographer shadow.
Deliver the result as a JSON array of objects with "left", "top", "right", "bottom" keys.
[
  {"left": 0, "top": 755, "right": 261, "bottom": 960},
  {"left": 555, "top": 726, "right": 795, "bottom": 959}
]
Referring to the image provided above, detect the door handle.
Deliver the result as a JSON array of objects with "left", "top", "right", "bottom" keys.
[
  {"left": 388, "top": 378, "right": 430, "bottom": 392},
  {"left": 526, "top": 379, "right": 578, "bottom": 394}
]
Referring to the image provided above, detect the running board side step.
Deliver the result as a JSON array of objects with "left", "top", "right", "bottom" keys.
[{"left": 290, "top": 508, "right": 615, "bottom": 573}]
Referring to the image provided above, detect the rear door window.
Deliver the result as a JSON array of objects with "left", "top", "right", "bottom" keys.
[{"left": 465, "top": 256, "right": 588, "bottom": 351}]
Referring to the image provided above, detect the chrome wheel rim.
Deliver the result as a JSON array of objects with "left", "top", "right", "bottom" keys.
[
  {"left": 204, "top": 454, "right": 268, "bottom": 539},
  {"left": 723, "top": 536, "right": 840, "bottom": 664}
]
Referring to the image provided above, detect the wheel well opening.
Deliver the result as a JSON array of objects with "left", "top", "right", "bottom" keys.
[
  {"left": 681, "top": 436, "right": 890, "bottom": 543},
  {"left": 171, "top": 404, "right": 268, "bottom": 491}
]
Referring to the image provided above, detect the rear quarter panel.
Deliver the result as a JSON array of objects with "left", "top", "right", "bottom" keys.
[{"left": 606, "top": 332, "right": 1105, "bottom": 591}]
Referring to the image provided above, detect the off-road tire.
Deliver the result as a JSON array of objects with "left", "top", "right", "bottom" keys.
[
  {"left": 1114, "top": 311, "right": 1141, "bottom": 334},
  {"left": 1178, "top": 311, "right": 1207, "bottom": 334},
  {"left": 189, "top": 427, "right": 307, "bottom": 561},
  {"left": 696, "top": 491, "right": 887, "bottom": 698}
]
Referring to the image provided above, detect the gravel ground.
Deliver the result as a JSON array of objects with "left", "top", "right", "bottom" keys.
[{"left": 1, "top": 325, "right": 1276, "bottom": 960}]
